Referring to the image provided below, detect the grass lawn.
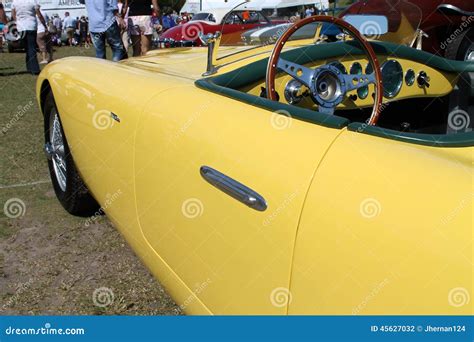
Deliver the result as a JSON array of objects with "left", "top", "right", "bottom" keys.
[{"left": 0, "top": 47, "right": 180, "bottom": 315}]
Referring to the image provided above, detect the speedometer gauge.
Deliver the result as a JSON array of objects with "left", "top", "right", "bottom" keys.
[{"left": 381, "top": 60, "right": 403, "bottom": 98}]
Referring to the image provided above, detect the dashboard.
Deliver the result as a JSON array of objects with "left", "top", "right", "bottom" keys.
[{"left": 242, "top": 55, "right": 458, "bottom": 111}]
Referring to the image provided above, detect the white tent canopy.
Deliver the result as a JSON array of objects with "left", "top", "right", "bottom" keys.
[
  {"left": 180, "top": 0, "right": 329, "bottom": 13},
  {"left": 3, "top": 0, "right": 87, "bottom": 17}
]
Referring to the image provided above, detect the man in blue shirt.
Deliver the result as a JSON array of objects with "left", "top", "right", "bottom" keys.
[{"left": 80, "top": 0, "right": 127, "bottom": 61}]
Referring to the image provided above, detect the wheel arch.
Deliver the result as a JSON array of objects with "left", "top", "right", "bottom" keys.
[{"left": 39, "top": 79, "right": 52, "bottom": 117}]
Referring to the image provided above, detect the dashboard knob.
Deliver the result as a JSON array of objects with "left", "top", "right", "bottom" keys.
[{"left": 417, "top": 71, "right": 430, "bottom": 88}]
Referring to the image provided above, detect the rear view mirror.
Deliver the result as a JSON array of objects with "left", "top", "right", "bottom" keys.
[{"left": 342, "top": 15, "right": 389, "bottom": 37}]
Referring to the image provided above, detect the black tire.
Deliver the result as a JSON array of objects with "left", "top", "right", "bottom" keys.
[
  {"left": 44, "top": 91, "right": 100, "bottom": 217},
  {"left": 445, "top": 27, "right": 473, "bottom": 61}
]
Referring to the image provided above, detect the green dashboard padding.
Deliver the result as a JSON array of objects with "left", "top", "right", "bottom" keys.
[{"left": 195, "top": 41, "right": 474, "bottom": 145}]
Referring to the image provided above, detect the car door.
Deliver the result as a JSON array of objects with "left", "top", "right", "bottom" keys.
[
  {"left": 134, "top": 85, "right": 343, "bottom": 314},
  {"left": 289, "top": 128, "right": 473, "bottom": 314}
]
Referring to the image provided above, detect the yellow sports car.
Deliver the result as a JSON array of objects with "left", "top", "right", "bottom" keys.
[{"left": 36, "top": 2, "right": 473, "bottom": 315}]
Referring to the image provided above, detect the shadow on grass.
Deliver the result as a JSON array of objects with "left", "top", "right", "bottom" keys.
[{"left": 0, "top": 70, "right": 33, "bottom": 77}]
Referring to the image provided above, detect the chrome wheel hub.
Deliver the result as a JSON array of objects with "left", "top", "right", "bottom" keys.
[{"left": 49, "top": 110, "right": 67, "bottom": 192}]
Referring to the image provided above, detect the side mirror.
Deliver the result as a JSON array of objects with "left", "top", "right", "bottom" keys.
[{"left": 342, "top": 15, "right": 388, "bottom": 37}]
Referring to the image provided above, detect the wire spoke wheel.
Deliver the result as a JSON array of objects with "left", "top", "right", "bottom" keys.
[{"left": 49, "top": 109, "right": 67, "bottom": 192}]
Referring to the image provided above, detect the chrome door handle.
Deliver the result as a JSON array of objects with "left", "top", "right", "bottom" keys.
[{"left": 200, "top": 166, "right": 267, "bottom": 212}]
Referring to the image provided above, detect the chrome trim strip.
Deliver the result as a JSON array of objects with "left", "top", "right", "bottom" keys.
[{"left": 200, "top": 166, "right": 267, "bottom": 212}]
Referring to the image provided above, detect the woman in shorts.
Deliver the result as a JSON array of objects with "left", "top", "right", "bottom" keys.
[{"left": 126, "top": 0, "right": 159, "bottom": 56}]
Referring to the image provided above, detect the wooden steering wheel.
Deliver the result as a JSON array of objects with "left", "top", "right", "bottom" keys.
[{"left": 266, "top": 16, "right": 384, "bottom": 126}]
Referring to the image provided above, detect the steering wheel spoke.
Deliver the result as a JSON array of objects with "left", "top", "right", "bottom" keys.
[
  {"left": 343, "top": 73, "right": 376, "bottom": 92},
  {"left": 277, "top": 58, "right": 314, "bottom": 87}
]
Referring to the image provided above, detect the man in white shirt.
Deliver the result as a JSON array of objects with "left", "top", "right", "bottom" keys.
[
  {"left": 63, "top": 11, "right": 75, "bottom": 46},
  {"left": 11, "top": 0, "right": 47, "bottom": 74}
]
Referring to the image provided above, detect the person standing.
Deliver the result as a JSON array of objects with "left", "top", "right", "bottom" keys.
[
  {"left": 53, "top": 13, "right": 62, "bottom": 32},
  {"left": 11, "top": 0, "right": 47, "bottom": 75},
  {"left": 117, "top": 0, "right": 129, "bottom": 51},
  {"left": 63, "top": 11, "right": 75, "bottom": 45},
  {"left": 78, "top": 15, "right": 88, "bottom": 46},
  {"left": 80, "top": 0, "right": 127, "bottom": 61},
  {"left": 126, "top": 0, "right": 159, "bottom": 56},
  {"left": 0, "top": 1, "right": 7, "bottom": 52},
  {"left": 36, "top": 7, "right": 53, "bottom": 64},
  {"left": 0, "top": 1, "right": 6, "bottom": 24}
]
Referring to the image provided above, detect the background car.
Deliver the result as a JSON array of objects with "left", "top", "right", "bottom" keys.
[
  {"left": 158, "top": 6, "right": 285, "bottom": 47},
  {"left": 342, "top": 0, "right": 474, "bottom": 61}
]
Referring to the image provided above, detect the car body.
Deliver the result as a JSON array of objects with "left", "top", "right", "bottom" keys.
[
  {"left": 37, "top": 12, "right": 473, "bottom": 315},
  {"left": 342, "top": 0, "right": 474, "bottom": 59},
  {"left": 159, "top": 7, "right": 285, "bottom": 47},
  {"left": 241, "top": 21, "right": 343, "bottom": 45}
]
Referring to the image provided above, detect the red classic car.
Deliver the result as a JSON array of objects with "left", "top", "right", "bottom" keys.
[
  {"left": 159, "top": 7, "right": 285, "bottom": 47},
  {"left": 342, "top": 0, "right": 473, "bottom": 61}
]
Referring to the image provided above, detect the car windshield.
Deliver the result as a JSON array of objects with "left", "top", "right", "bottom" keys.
[
  {"left": 191, "top": 13, "right": 216, "bottom": 22},
  {"left": 217, "top": 0, "right": 423, "bottom": 55}
]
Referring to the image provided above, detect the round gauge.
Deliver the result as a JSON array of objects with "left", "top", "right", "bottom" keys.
[
  {"left": 329, "top": 61, "right": 347, "bottom": 74},
  {"left": 350, "top": 62, "right": 363, "bottom": 75},
  {"left": 365, "top": 63, "right": 373, "bottom": 75},
  {"left": 350, "top": 62, "right": 368, "bottom": 99},
  {"left": 405, "top": 69, "right": 415, "bottom": 86},
  {"left": 381, "top": 60, "right": 403, "bottom": 98}
]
